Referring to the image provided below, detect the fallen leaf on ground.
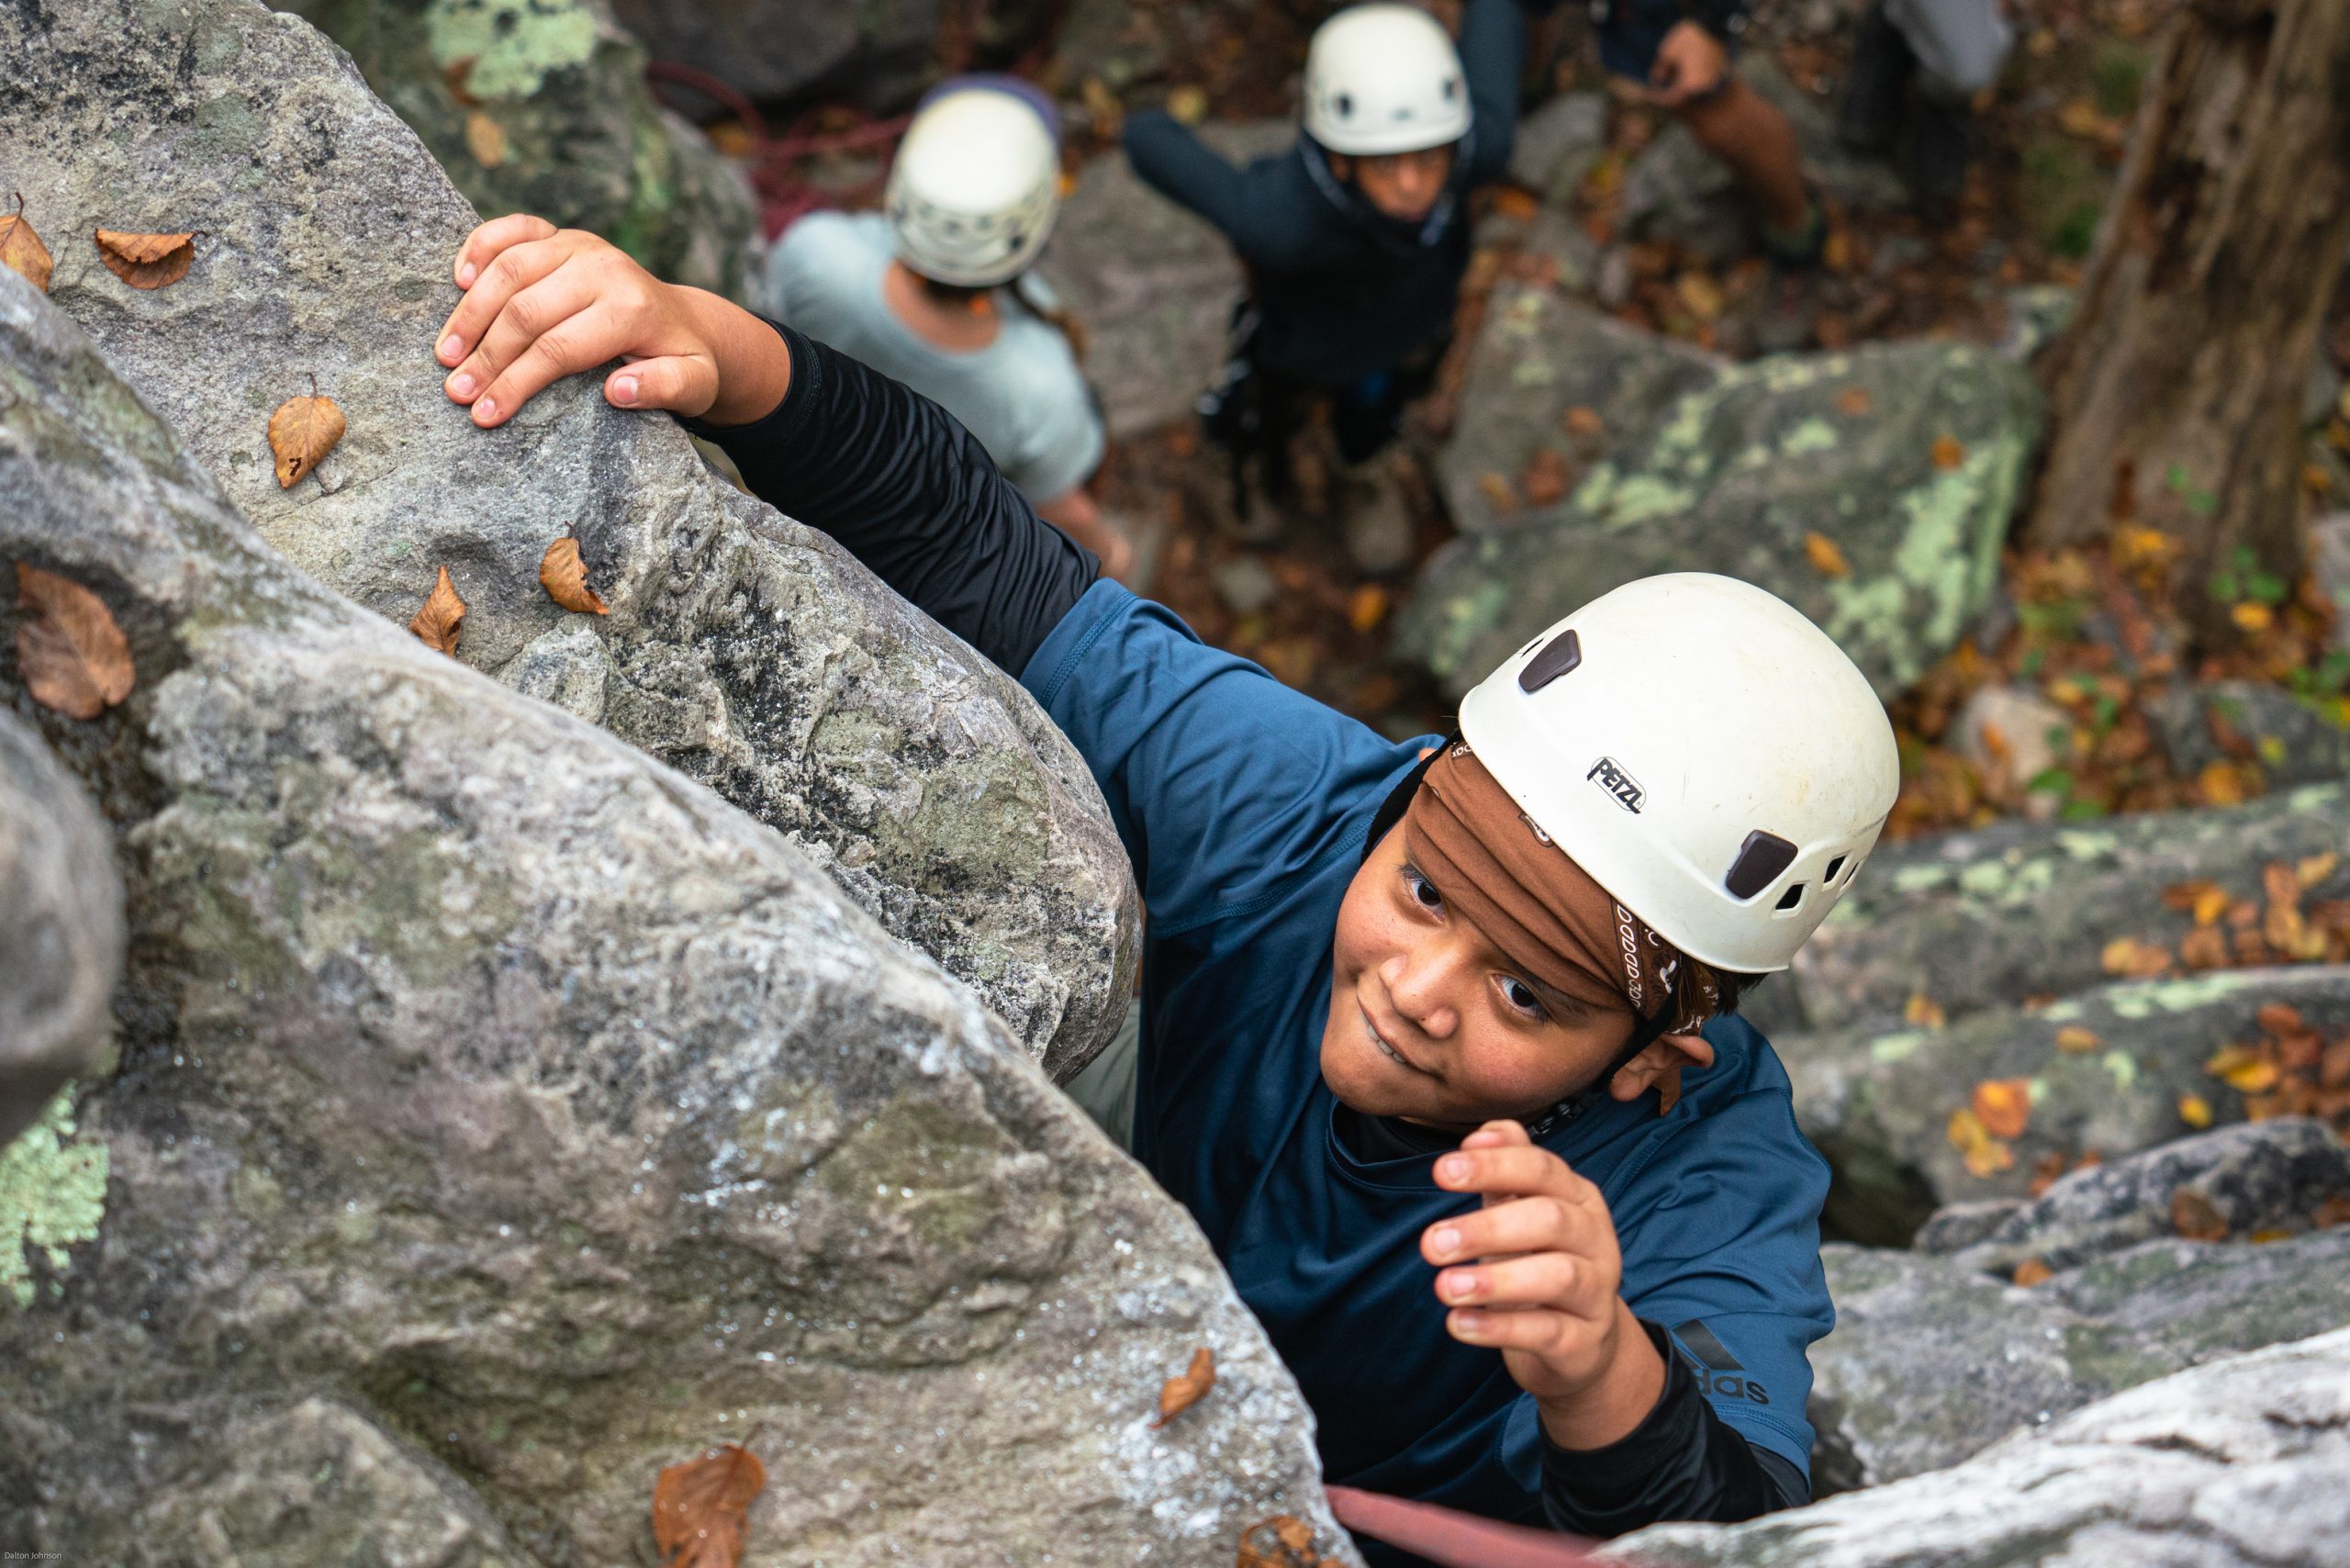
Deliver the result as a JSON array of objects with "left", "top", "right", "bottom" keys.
[
  {"left": 652, "top": 1440, "right": 766, "bottom": 1568},
  {"left": 464, "top": 109, "right": 509, "bottom": 168},
  {"left": 2011, "top": 1257, "right": 2053, "bottom": 1287},
  {"left": 1520, "top": 448, "right": 1572, "bottom": 507},
  {"left": 1475, "top": 472, "right": 1516, "bottom": 515},
  {"left": 2171, "top": 1188, "right": 2229, "bottom": 1242},
  {"left": 409, "top": 566, "right": 466, "bottom": 655},
  {"left": 2232, "top": 601, "right": 2274, "bottom": 634},
  {"left": 442, "top": 56, "right": 483, "bottom": 106},
  {"left": 268, "top": 386, "right": 346, "bottom": 488},
  {"left": 1152, "top": 1346, "right": 1215, "bottom": 1428},
  {"left": 2251, "top": 1226, "right": 2293, "bottom": 1243},
  {"left": 1930, "top": 434, "right": 1966, "bottom": 471},
  {"left": 2298, "top": 853, "right": 2338, "bottom": 890},
  {"left": 1947, "top": 1106, "right": 2014, "bottom": 1178},
  {"left": 539, "top": 537, "right": 611, "bottom": 615},
  {"left": 1803, "top": 532, "right": 1851, "bottom": 579},
  {"left": 2256, "top": 1002, "right": 2307, "bottom": 1036},
  {"left": 2053, "top": 1025, "right": 2101, "bottom": 1055},
  {"left": 2178, "top": 926, "right": 2231, "bottom": 969},
  {"left": 2099, "top": 935, "right": 2171, "bottom": 978},
  {"left": 2177, "top": 1092, "right": 2213, "bottom": 1128},
  {"left": 1835, "top": 386, "right": 1873, "bottom": 417},
  {"left": 15, "top": 563, "right": 134, "bottom": 720},
  {"left": 1166, "top": 84, "right": 1210, "bottom": 125},
  {"left": 2314, "top": 1195, "right": 2350, "bottom": 1229},
  {"left": 1237, "top": 1515, "right": 1325, "bottom": 1568},
  {"left": 1347, "top": 584, "right": 1389, "bottom": 634},
  {"left": 1904, "top": 992, "right": 1945, "bottom": 1029},
  {"left": 1972, "top": 1078, "right": 2031, "bottom": 1139},
  {"left": 1492, "top": 186, "right": 1539, "bottom": 221},
  {"left": 93, "top": 228, "right": 194, "bottom": 289},
  {"left": 1675, "top": 271, "right": 1724, "bottom": 320},
  {"left": 1561, "top": 406, "right": 1606, "bottom": 440},
  {"left": 0, "top": 193, "right": 54, "bottom": 293}
]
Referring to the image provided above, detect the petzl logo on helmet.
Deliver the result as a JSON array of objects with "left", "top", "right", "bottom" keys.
[{"left": 1588, "top": 756, "right": 1644, "bottom": 813}]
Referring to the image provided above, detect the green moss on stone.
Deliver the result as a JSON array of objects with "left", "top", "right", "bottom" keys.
[
  {"left": 1783, "top": 419, "right": 1841, "bottom": 456},
  {"left": 0, "top": 1090, "right": 109, "bottom": 1310},
  {"left": 426, "top": 0, "right": 600, "bottom": 101}
]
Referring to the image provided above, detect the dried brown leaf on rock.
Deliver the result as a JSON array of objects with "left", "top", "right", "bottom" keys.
[
  {"left": 2177, "top": 1092, "right": 2213, "bottom": 1128},
  {"left": 1151, "top": 1346, "right": 1215, "bottom": 1428},
  {"left": 2011, "top": 1257, "right": 2053, "bottom": 1287},
  {"left": 1237, "top": 1515, "right": 1326, "bottom": 1568},
  {"left": 1835, "top": 385, "right": 1873, "bottom": 418},
  {"left": 1475, "top": 472, "right": 1516, "bottom": 516},
  {"left": 1930, "top": 434, "right": 1966, "bottom": 471},
  {"left": 1946, "top": 1106, "right": 2014, "bottom": 1178},
  {"left": 0, "top": 193, "right": 54, "bottom": 293},
  {"left": 539, "top": 537, "right": 610, "bottom": 615},
  {"left": 1561, "top": 405, "right": 1606, "bottom": 440},
  {"left": 1347, "top": 584, "right": 1389, "bottom": 634},
  {"left": 2171, "top": 1188, "right": 2229, "bottom": 1242},
  {"left": 14, "top": 563, "right": 134, "bottom": 720},
  {"left": 1520, "top": 448, "right": 1572, "bottom": 507},
  {"left": 1803, "top": 532, "right": 1852, "bottom": 579},
  {"left": 2256, "top": 1002, "right": 2308, "bottom": 1036},
  {"left": 2314, "top": 1195, "right": 2350, "bottom": 1229},
  {"left": 1971, "top": 1078, "right": 2031, "bottom": 1140},
  {"left": 463, "top": 109, "right": 509, "bottom": 168},
  {"left": 93, "top": 228, "right": 194, "bottom": 289},
  {"left": 652, "top": 1440, "right": 766, "bottom": 1568},
  {"left": 2053, "top": 1025, "right": 2102, "bottom": 1055},
  {"left": 409, "top": 566, "right": 466, "bottom": 655},
  {"left": 267, "top": 383, "right": 346, "bottom": 488},
  {"left": 1904, "top": 992, "right": 1946, "bottom": 1029},
  {"left": 2099, "top": 935, "right": 2172, "bottom": 979}
]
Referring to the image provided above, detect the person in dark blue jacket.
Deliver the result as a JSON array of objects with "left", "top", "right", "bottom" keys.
[{"left": 425, "top": 214, "right": 1906, "bottom": 1560}]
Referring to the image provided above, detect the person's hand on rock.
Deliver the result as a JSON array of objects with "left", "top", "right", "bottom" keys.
[
  {"left": 434, "top": 214, "right": 789, "bottom": 430},
  {"left": 1646, "top": 19, "right": 1730, "bottom": 107},
  {"left": 1421, "top": 1119, "right": 1668, "bottom": 1449}
]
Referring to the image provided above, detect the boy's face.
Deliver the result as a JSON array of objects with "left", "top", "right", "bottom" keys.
[
  {"left": 1319, "top": 823, "right": 1643, "bottom": 1129},
  {"left": 1345, "top": 145, "right": 1456, "bottom": 223}
]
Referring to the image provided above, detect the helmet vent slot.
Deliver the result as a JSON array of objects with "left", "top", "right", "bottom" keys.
[
  {"left": 1725, "top": 830, "right": 1798, "bottom": 901},
  {"left": 1775, "top": 883, "right": 1805, "bottom": 912},
  {"left": 1517, "top": 630, "right": 1583, "bottom": 693},
  {"left": 1824, "top": 855, "right": 1847, "bottom": 884}
]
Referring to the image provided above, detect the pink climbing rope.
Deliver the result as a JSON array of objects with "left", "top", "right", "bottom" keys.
[{"left": 1325, "top": 1485, "right": 1624, "bottom": 1567}]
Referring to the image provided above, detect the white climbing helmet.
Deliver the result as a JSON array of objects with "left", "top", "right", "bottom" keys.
[
  {"left": 886, "top": 84, "right": 1061, "bottom": 288},
  {"left": 1303, "top": 4, "right": 1472, "bottom": 157},
  {"left": 1457, "top": 574, "right": 1899, "bottom": 974}
]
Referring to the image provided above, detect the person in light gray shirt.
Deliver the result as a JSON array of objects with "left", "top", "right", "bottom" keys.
[{"left": 764, "top": 81, "right": 1129, "bottom": 578}]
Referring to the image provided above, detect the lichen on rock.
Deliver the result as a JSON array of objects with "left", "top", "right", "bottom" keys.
[{"left": 0, "top": 1091, "right": 108, "bottom": 1310}]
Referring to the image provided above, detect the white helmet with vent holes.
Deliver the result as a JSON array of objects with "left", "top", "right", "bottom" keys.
[
  {"left": 887, "top": 84, "right": 1061, "bottom": 288},
  {"left": 1304, "top": 4, "right": 1472, "bottom": 157},
  {"left": 1457, "top": 574, "right": 1898, "bottom": 974}
]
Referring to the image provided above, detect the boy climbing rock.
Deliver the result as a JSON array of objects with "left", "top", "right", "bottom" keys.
[
  {"left": 1122, "top": 2, "right": 1522, "bottom": 517},
  {"left": 427, "top": 214, "right": 1900, "bottom": 1560}
]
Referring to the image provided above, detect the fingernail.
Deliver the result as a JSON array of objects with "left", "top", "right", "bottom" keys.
[
  {"left": 456, "top": 263, "right": 476, "bottom": 287},
  {"left": 448, "top": 371, "right": 476, "bottom": 398},
  {"left": 1444, "top": 1272, "right": 1477, "bottom": 1301},
  {"left": 1450, "top": 1311, "right": 1486, "bottom": 1338},
  {"left": 611, "top": 375, "right": 638, "bottom": 406},
  {"left": 474, "top": 397, "right": 497, "bottom": 423},
  {"left": 1437, "top": 1155, "right": 1468, "bottom": 1183},
  {"left": 439, "top": 334, "right": 462, "bottom": 364},
  {"left": 1429, "top": 1226, "right": 1460, "bottom": 1259}
]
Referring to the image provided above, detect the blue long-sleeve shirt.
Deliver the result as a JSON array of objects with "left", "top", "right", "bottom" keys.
[{"left": 687, "top": 324, "right": 1829, "bottom": 1557}]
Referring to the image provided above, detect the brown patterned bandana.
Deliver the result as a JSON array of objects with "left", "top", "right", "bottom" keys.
[{"left": 1402, "top": 742, "right": 1719, "bottom": 1034}]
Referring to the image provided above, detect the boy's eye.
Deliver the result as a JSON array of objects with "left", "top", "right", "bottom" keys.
[
  {"left": 1500, "top": 977, "right": 1547, "bottom": 1020},
  {"left": 1404, "top": 868, "right": 1444, "bottom": 912}
]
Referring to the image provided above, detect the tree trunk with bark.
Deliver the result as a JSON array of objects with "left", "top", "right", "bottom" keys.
[{"left": 2025, "top": 0, "right": 2350, "bottom": 643}]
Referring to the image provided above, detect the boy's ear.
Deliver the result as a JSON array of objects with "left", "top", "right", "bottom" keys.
[{"left": 1608, "top": 1031, "right": 1715, "bottom": 1103}]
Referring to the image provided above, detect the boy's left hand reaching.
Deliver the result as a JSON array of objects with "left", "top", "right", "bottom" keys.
[{"left": 1421, "top": 1121, "right": 1668, "bottom": 1450}]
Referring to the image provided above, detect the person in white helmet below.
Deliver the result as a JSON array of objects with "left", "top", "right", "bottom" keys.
[
  {"left": 1123, "top": 3, "right": 1522, "bottom": 513},
  {"left": 762, "top": 76, "right": 1134, "bottom": 581},
  {"left": 427, "top": 212, "right": 1902, "bottom": 1560}
]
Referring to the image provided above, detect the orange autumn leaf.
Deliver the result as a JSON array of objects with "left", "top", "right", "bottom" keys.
[
  {"left": 1834, "top": 385, "right": 1873, "bottom": 418},
  {"left": 1475, "top": 472, "right": 1516, "bottom": 515},
  {"left": 1520, "top": 448, "right": 1572, "bottom": 508},
  {"left": 1904, "top": 992, "right": 1946, "bottom": 1029},
  {"left": 2053, "top": 1025, "right": 2102, "bottom": 1055},
  {"left": 1930, "top": 434, "right": 1965, "bottom": 471},
  {"left": 1346, "top": 584, "right": 1389, "bottom": 634},
  {"left": 2192, "top": 885, "right": 2231, "bottom": 927},
  {"left": 93, "top": 227, "right": 194, "bottom": 289},
  {"left": 1946, "top": 1106, "right": 2015, "bottom": 1178},
  {"left": 2296, "top": 853, "right": 2338, "bottom": 890},
  {"left": 14, "top": 563, "right": 134, "bottom": 721},
  {"left": 1152, "top": 1346, "right": 1215, "bottom": 1428},
  {"left": 2171, "top": 1188, "right": 2229, "bottom": 1242},
  {"left": 2177, "top": 1092, "right": 2214, "bottom": 1128},
  {"left": 409, "top": 566, "right": 466, "bottom": 655},
  {"left": 2255, "top": 1002, "right": 2307, "bottom": 1036},
  {"left": 268, "top": 385, "right": 346, "bottom": 488},
  {"left": 1972, "top": 1078, "right": 2031, "bottom": 1140},
  {"left": 1561, "top": 406, "right": 1606, "bottom": 440},
  {"left": 1492, "top": 186, "right": 1539, "bottom": 221},
  {"left": 1804, "top": 532, "right": 1852, "bottom": 579},
  {"left": 2313, "top": 1195, "right": 2350, "bottom": 1229},
  {"left": 2099, "top": 935, "right": 2172, "bottom": 978},
  {"left": 2178, "top": 926, "right": 2230, "bottom": 969},
  {"left": 1237, "top": 1515, "right": 1326, "bottom": 1568},
  {"left": 2011, "top": 1257, "right": 2053, "bottom": 1287},
  {"left": 0, "top": 192, "right": 54, "bottom": 293},
  {"left": 652, "top": 1441, "right": 766, "bottom": 1568},
  {"left": 2232, "top": 601, "right": 2274, "bottom": 634},
  {"left": 464, "top": 109, "right": 509, "bottom": 168},
  {"left": 539, "top": 537, "right": 611, "bottom": 615}
]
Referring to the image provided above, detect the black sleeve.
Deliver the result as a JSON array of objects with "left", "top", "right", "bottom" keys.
[
  {"left": 1124, "top": 111, "right": 1264, "bottom": 254},
  {"left": 1539, "top": 1320, "right": 1808, "bottom": 1538},
  {"left": 677, "top": 316, "right": 1099, "bottom": 678},
  {"left": 1458, "top": 0, "right": 1527, "bottom": 186}
]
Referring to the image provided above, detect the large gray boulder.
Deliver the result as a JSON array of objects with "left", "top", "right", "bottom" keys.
[
  {"left": 3, "top": 0, "right": 1136, "bottom": 1078},
  {"left": 1614, "top": 1327, "right": 2350, "bottom": 1568},
  {"left": 0, "top": 267, "right": 1352, "bottom": 1564},
  {"left": 0, "top": 713, "right": 122, "bottom": 1151},
  {"left": 1809, "top": 1121, "right": 2350, "bottom": 1491},
  {"left": 1792, "top": 965, "right": 2350, "bottom": 1244},
  {"left": 274, "top": 0, "right": 760, "bottom": 301},
  {"left": 1038, "top": 122, "right": 1292, "bottom": 439},
  {"left": 1790, "top": 784, "right": 2350, "bottom": 1036},
  {"left": 2150, "top": 681, "right": 2350, "bottom": 791},
  {"left": 1401, "top": 310, "right": 2041, "bottom": 704}
]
